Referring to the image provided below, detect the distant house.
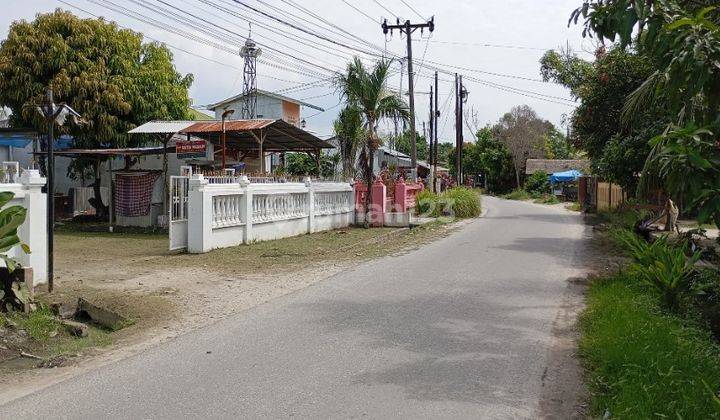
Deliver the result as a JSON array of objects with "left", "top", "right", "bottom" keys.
[
  {"left": 206, "top": 89, "right": 323, "bottom": 127},
  {"left": 525, "top": 159, "right": 590, "bottom": 175}
]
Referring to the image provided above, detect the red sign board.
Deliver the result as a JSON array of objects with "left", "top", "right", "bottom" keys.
[{"left": 176, "top": 140, "right": 206, "bottom": 159}]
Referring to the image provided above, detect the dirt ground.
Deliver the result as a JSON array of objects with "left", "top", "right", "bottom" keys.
[{"left": 0, "top": 221, "right": 460, "bottom": 403}]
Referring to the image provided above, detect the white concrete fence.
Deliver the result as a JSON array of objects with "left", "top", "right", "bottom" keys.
[
  {"left": 171, "top": 174, "right": 354, "bottom": 253},
  {"left": 0, "top": 168, "right": 47, "bottom": 285}
]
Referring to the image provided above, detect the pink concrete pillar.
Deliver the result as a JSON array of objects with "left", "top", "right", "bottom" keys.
[
  {"left": 394, "top": 179, "right": 408, "bottom": 213},
  {"left": 371, "top": 179, "right": 386, "bottom": 227}
]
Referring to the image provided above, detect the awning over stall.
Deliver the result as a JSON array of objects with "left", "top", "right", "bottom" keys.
[{"left": 178, "top": 119, "right": 334, "bottom": 152}]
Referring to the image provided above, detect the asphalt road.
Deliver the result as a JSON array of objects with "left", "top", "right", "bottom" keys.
[{"left": 1, "top": 196, "right": 589, "bottom": 419}]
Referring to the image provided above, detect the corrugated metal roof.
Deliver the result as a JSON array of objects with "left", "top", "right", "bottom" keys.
[
  {"left": 128, "top": 121, "right": 197, "bottom": 134},
  {"left": 180, "top": 119, "right": 275, "bottom": 133}
]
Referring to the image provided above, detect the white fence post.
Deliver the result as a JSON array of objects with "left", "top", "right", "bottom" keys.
[
  {"left": 306, "top": 177, "right": 315, "bottom": 234},
  {"left": 240, "top": 175, "right": 252, "bottom": 244},
  {"left": 17, "top": 169, "right": 47, "bottom": 285},
  {"left": 187, "top": 174, "right": 211, "bottom": 253}
]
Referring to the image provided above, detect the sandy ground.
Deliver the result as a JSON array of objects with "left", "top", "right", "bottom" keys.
[{"left": 0, "top": 222, "right": 460, "bottom": 404}]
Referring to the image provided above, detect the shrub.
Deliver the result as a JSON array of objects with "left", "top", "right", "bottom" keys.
[
  {"left": 502, "top": 189, "right": 531, "bottom": 200},
  {"left": 614, "top": 230, "right": 701, "bottom": 311},
  {"left": 690, "top": 267, "right": 720, "bottom": 339},
  {"left": 415, "top": 189, "right": 439, "bottom": 217},
  {"left": 581, "top": 273, "right": 720, "bottom": 418},
  {"left": 524, "top": 170, "right": 550, "bottom": 195},
  {"left": 441, "top": 187, "right": 481, "bottom": 218}
]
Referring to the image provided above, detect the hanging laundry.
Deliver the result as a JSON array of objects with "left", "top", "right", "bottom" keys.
[{"left": 115, "top": 172, "right": 159, "bottom": 217}]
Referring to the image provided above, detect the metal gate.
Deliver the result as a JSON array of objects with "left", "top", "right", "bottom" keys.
[{"left": 169, "top": 176, "right": 189, "bottom": 250}]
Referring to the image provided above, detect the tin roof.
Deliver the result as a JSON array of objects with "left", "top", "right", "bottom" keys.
[
  {"left": 181, "top": 119, "right": 276, "bottom": 132},
  {"left": 128, "top": 121, "right": 198, "bottom": 134},
  {"left": 180, "top": 119, "right": 333, "bottom": 152}
]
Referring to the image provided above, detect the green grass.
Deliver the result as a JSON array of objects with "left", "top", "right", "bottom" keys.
[
  {"left": 501, "top": 189, "right": 531, "bottom": 200},
  {"left": 580, "top": 273, "right": 720, "bottom": 418},
  {"left": 533, "top": 194, "right": 560, "bottom": 205},
  {"left": 566, "top": 202, "right": 582, "bottom": 212},
  {"left": 8, "top": 307, "right": 60, "bottom": 341}
]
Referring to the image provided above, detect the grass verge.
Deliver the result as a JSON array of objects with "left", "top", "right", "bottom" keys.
[
  {"left": 4, "top": 307, "right": 113, "bottom": 363},
  {"left": 580, "top": 273, "right": 720, "bottom": 418}
]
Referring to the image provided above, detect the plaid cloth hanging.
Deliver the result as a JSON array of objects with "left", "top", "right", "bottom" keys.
[{"left": 115, "top": 172, "right": 159, "bottom": 217}]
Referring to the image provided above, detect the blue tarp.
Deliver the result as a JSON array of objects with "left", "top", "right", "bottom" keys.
[
  {"left": 549, "top": 169, "right": 582, "bottom": 184},
  {"left": 0, "top": 134, "right": 73, "bottom": 149}
]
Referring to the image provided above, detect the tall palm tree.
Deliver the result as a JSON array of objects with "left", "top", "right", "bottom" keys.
[
  {"left": 333, "top": 105, "right": 364, "bottom": 179},
  {"left": 335, "top": 57, "right": 409, "bottom": 227}
]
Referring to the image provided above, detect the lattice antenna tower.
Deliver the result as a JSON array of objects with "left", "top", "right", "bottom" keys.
[{"left": 239, "top": 24, "right": 262, "bottom": 119}]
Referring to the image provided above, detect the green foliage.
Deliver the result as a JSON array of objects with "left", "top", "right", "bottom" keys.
[
  {"left": 0, "top": 10, "right": 192, "bottom": 205},
  {"left": 524, "top": 171, "right": 550, "bottom": 195},
  {"left": 580, "top": 272, "right": 720, "bottom": 418},
  {"left": 415, "top": 189, "right": 439, "bottom": 217},
  {"left": 441, "top": 187, "right": 481, "bottom": 218},
  {"left": 534, "top": 194, "right": 560, "bottom": 205},
  {"left": 541, "top": 46, "right": 667, "bottom": 192},
  {"left": 335, "top": 57, "right": 409, "bottom": 225},
  {"left": 333, "top": 105, "right": 365, "bottom": 178},
  {"left": 416, "top": 188, "right": 481, "bottom": 219},
  {"left": 690, "top": 267, "right": 720, "bottom": 338},
  {"left": 447, "top": 126, "right": 516, "bottom": 194},
  {"left": 390, "top": 129, "right": 428, "bottom": 161},
  {"left": 543, "top": 126, "right": 574, "bottom": 159},
  {"left": 284, "top": 153, "right": 338, "bottom": 178},
  {"left": 502, "top": 189, "right": 531, "bottom": 201},
  {"left": 570, "top": 1, "right": 720, "bottom": 230},
  {"left": 641, "top": 124, "right": 720, "bottom": 230},
  {"left": 0, "top": 191, "right": 29, "bottom": 273},
  {"left": 8, "top": 307, "right": 59, "bottom": 341},
  {"left": 614, "top": 230, "right": 701, "bottom": 310}
]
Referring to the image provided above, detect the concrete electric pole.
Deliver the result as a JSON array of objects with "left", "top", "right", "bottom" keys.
[{"left": 382, "top": 17, "right": 435, "bottom": 181}]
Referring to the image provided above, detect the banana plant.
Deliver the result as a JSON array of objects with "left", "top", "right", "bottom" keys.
[{"left": 0, "top": 191, "right": 29, "bottom": 272}]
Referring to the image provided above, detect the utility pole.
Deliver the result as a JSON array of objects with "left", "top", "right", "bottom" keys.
[
  {"left": 454, "top": 73, "right": 461, "bottom": 184},
  {"left": 37, "top": 89, "right": 82, "bottom": 293},
  {"left": 382, "top": 17, "right": 435, "bottom": 181},
  {"left": 428, "top": 84, "right": 434, "bottom": 189},
  {"left": 44, "top": 90, "right": 55, "bottom": 294},
  {"left": 454, "top": 74, "right": 468, "bottom": 185},
  {"left": 433, "top": 71, "right": 439, "bottom": 192}
]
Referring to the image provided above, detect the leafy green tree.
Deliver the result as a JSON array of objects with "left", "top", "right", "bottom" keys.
[
  {"left": 390, "top": 129, "right": 428, "bottom": 161},
  {"left": 335, "top": 57, "right": 409, "bottom": 226},
  {"left": 333, "top": 105, "right": 364, "bottom": 179},
  {"left": 0, "top": 10, "right": 193, "bottom": 216},
  {"left": 448, "top": 126, "right": 515, "bottom": 193},
  {"left": 569, "top": 1, "right": 720, "bottom": 228},
  {"left": 541, "top": 47, "right": 668, "bottom": 192},
  {"left": 543, "top": 126, "right": 574, "bottom": 160},
  {"left": 285, "top": 153, "right": 339, "bottom": 178}
]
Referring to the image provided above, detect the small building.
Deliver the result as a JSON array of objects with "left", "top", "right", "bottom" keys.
[{"left": 206, "top": 89, "right": 324, "bottom": 127}]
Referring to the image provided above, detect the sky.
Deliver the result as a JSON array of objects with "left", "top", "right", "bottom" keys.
[{"left": 1, "top": 0, "right": 595, "bottom": 144}]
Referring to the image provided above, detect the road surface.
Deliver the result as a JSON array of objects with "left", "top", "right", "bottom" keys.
[{"left": 1, "top": 196, "right": 589, "bottom": 419}]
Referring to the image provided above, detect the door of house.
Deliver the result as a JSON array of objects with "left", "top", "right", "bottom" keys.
[{"left": 169, "top": 176, "right": 189, "bottom": 250}]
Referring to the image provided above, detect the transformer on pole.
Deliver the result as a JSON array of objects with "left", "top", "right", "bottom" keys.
[{"left": 239, "top": 35, "right": 262, "bottom": 119}]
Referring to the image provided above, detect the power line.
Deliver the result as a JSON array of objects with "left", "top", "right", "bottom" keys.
[
  {"left": 341, "top": 0, "right": 377, "bottom": 24},
  {"left": 398, "top": 0, "right": 426, "bottom": 20},
  {"left": 372, "top": 0, "right": 400, "bottom": 19}
]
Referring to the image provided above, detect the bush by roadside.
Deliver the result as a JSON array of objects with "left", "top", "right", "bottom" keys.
[
  {"left": 581, "top": 272, "right": 720, "bottom": 418},
  {"left": 415, "top": 187, "right": 481, "bottom": 219}
]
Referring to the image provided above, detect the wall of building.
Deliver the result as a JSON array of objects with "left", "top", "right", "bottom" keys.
[{"left": 213, "top": 95, "right": 285, "bottom": 121}]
